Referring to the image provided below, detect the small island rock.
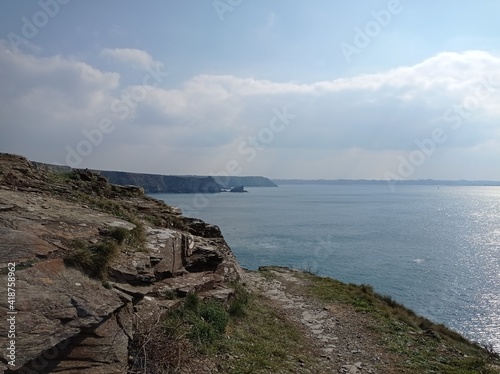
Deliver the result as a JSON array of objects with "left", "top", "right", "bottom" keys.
[{"left": 229, "top": 185, "right": 248, "bottom": 193}]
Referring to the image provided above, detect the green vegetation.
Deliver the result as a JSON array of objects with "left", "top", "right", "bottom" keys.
[
  {"left": 105, "top": 221, "right": 147, "bottom": 252},
  {"left": 214, "top": 293, "right": 318, "bottom": 373},
  {"left": 129, "top": 283, "right": 319, "bottom": 373},
  {"left": 64, "top": 239, "right": 118, "bottom": 280},
  {"left": 164, "top": 293, "right": 230, "bottom": 346},
  {"left": 160, "top": 287, "right": 251, "bottom": 349},
  {"left": 227, "top": 282, "right": 250, "bottom": 317},
  {"left": 64, "top": 220, "right": 147, "bottom": 279},
  {"left": 161, "top": 288, "right": 177, "bottom": 300},
  {"left": 107, "top": 226, "right": 129, "bottom": 244},
  {"left": 130, "top": 293, "right": 231, "bottom": 373},
  {"left": 300, "top": 271, "right": 500, "bottom": 373},
  {"left": 45, "top": 170, "right": 74, "bottom": 185}
]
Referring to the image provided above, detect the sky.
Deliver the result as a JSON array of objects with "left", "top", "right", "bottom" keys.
[{"left": 1, "top": 0, "right": 500, "bottom": 180}]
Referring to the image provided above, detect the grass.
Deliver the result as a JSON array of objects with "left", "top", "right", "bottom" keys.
[
  {"left": 130, "top": 293, "right": 231, "bottom": 373},
  {"left": 127, "top": 220, "right": 147, "bottom": 251},
  {"left": 227, "top": 282, "right": 250, "bottom": 317},
  {"left": 107, "top": 226, "right": 129, "bottom": 245},
  {"left": 163, "top": 293, "right": 230, "bottom": 346},
  {"left": 299, "top": 271, "right": 500, "bottom": 374},
  {"left": 64, "top": 217, "right": 147, "bottom": 279},
  {"left": 129, "top": 282, "right": 319, "bottom": 373},
  {"left": 213, "top": 293, "right": 319, "bottom": 373},
  {"left": 64, "top": 239, "right": 118, "bottom": 280},
  {"left": 104, "top": 221, "right": 147, "bottom": 251}
]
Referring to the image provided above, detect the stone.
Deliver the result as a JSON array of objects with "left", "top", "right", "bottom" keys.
[
  {"left": 0, "top": 227, "right": 57, "bottom": 265},
  {"left": 52, "top": 314, "right": 129, "bottom": 373},
  {"left": 0, "top": 153, "right": 243, "bottom": 372},
  {"left": 0, "top": 204, "right": 14, "bottom": 211},
  {"left": 0, "top": 259, "right": 123, "bottom": 369}
]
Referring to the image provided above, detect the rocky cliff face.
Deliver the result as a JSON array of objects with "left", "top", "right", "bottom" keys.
[
  {"left": 32, "top": 162, "right": 278, "bottom": 193},
  {"left": 216, "top": 176, "right": 277, "bottom": 188},
  {"left": 98, "top": 171, "right": 223, "bottom": 194},
  {"left": 0, "top": 154, "right": 242, "bottom": 373}
]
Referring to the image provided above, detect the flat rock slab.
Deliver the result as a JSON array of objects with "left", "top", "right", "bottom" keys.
[
  {"left": 0, "top": 259, "right": 124, "bottom": 369},
  {"left": 0, "top": 227, "right": 57, "bottom": 264}
]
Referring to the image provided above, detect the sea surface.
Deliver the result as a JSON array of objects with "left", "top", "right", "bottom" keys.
[{"left": 153, "top": 184, "right": 500, "bottom": 352}]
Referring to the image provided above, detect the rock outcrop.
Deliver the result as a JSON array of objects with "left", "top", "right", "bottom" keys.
[
  {"left": 0, "top": 153, "right": 242, "bottom": 373},
  {"left": 229, "top": 185, "right": 247, "bottom": 193}
]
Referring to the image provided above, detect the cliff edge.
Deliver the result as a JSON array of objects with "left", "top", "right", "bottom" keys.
[{"left": 0, "top": 153, "right": 241, "bottom": 373}]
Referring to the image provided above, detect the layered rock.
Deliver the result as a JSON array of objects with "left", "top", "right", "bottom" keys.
[
  {"left": 0, "top": 153, "right": 242, "bottom": 373},
  {"left": 98, "top": 171, "right": 223, "bottom": 194}
]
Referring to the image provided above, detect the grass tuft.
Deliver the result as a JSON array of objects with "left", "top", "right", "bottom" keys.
[
  {"left": 164, "top": 293, "right": 229, "bottom": 346},
  {"left": 64, "top": 239, "right": 118, "bottom": 280},
  {"left": 107, "top": 226, "right": 129, "bottom": 244},
  {"left": 228, "top": 282, "right": 250, "bottom": 317}
]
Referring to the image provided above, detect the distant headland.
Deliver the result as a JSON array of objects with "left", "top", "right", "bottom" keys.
[{"left": 32, "top": 162, "right": 277, "bottom": 193}]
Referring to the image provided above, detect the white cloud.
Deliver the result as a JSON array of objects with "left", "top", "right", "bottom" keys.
[
  {"left": 1, "top": 44, "right": 500, "bottom": 179},
  {"left": 130, "top": 50, "right": 500, "bottom": 152},
  {"left": 0, "top": 41, "right": 119, "bottom": 162},
  {"left": 101, "top": 48, "right": 157, "bottom": 69}
]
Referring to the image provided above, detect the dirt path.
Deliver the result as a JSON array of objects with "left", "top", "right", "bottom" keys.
[{"left": 243, "top": 268, "right": 402, "bottom": 374}]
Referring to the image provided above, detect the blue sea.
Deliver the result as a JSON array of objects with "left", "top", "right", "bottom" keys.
[{"left": 153, "top": 185, "right": 500, "bottom": 352}]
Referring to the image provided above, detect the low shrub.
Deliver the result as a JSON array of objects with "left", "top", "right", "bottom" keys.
[
  {"left": 164, "top": 293, "right": 229, "bottom": 345},
  {"left": 107, "top": 226, "right": 129, "bottom": 244},
  {"left": 228, "top": 283, "right": 250, "bottom": 317}
]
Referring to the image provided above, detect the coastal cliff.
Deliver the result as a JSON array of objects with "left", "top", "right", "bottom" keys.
[
  {"left": 98, "top": 171, "right": 223, "bottom": 194},
  {"left": 220, "top": 176, "right": 277, "bottom": 188},
  {"left": 0, "top": 154, "right": 241, "bottom": 373},
  {"left": 33, "top": 162, "right": 277, "bottom": 193},
  {"left": 1, "top": 154, "right": 499, "bottom": 373}
]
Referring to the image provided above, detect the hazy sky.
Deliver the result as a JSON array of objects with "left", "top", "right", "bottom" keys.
[{"left": 1, "top": 1, "right": 500, "bottom": 180}]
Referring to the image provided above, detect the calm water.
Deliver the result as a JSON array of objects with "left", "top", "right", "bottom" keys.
[{"left": 153, "top": 185, "right": 500, "bottom": 351}]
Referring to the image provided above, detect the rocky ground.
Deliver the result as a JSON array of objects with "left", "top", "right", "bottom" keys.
[{"left": 0, "top": 153, "right": 241, "bottom": 373}]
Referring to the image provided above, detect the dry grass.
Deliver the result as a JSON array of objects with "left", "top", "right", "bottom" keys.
[{"left": 64, "top": 239, "right": 118, "bottom": 280}]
